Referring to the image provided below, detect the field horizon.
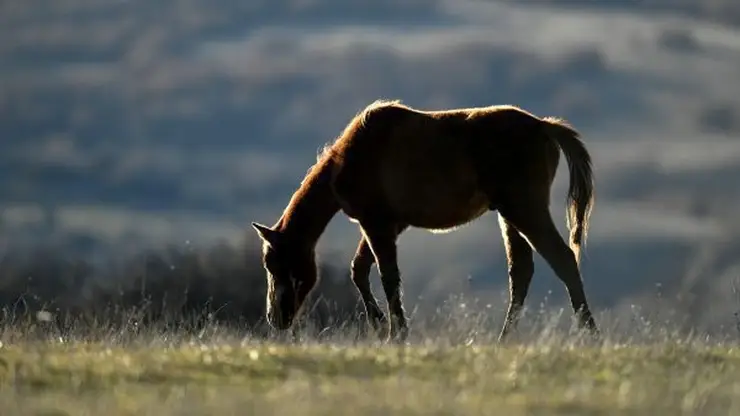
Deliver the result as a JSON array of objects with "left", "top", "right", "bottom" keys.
[{"left": 4, "top": 0, "right": 740, "bottom": 333}]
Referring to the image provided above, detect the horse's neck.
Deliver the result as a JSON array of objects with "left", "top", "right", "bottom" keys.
[{"left": 275, "top": 159, "right": 340, "bottom": 248}]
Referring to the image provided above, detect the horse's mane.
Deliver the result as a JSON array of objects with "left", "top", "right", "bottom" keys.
[
  {"left": 357, "top": 98, "right": 403, "bottom": 125},
  {"left": 299, "top": 143, "right": 334, "bottom": 186},
  {"left": 300, "top": 99, "right": 404, "bottom": 186}
]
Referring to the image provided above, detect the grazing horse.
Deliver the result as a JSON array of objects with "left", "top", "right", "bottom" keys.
[{"left": 251, "top": 99, "right": 599, "bottom": 343}]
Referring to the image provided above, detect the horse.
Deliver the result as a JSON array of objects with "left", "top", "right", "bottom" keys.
[{"left": 251, "top": 99, "right": 599, "bottom": 343}]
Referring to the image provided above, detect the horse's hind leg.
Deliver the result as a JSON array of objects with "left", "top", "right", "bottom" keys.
[
  {"left": 499, "top": 202, "right": 599, "bottom": 338},
  {"left": 497, "top": 213, "right": 534, "bottom": 342},
  {"left": 357, "top": 221, "right": 409, "bottom": 343}
]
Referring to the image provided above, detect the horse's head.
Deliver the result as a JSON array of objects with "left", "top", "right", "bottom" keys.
[{"left": 251, "top": 222, "right": 318, "bottom": 330}]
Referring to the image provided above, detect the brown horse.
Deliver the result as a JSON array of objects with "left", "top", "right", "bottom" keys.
[{"left": 251, "top": 99, "right": 599, "bottom": 343}]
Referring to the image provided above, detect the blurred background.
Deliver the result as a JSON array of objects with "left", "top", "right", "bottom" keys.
[{"left": 1, "top": 0, "right": 740, "bottom": 335}]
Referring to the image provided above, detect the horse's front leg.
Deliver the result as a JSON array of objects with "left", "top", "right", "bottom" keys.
[
  {"left": 359, "top": 221, "right": 409, "bottom": 344},
  {"left": 350, "top": 236, "right": 388, "bottom": 338}
]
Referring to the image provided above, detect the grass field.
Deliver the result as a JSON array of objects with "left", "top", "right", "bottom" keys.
[{"left": 1, "top": 315, "right": 740, "bottom": 416}]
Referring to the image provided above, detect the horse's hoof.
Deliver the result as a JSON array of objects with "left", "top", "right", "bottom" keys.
[{"left": 385, "top": 327, "right": 409, "bottom": 345}]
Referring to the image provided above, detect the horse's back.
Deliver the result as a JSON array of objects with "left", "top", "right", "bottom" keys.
[
  {"left": 331, "top": 101, "right": 553, "bottom": 230},
  {"left": 330, "top": 102, "right": 486, "bottom": 229}
]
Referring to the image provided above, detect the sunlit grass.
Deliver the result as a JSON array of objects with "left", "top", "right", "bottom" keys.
[
  {"left": 0, "top": 293, "right": 738, "bottom": 415},
  {"left": 2, "top": 323, "right": 740, "bottom": 415}
]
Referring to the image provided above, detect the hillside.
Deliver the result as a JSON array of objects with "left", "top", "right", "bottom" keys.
[{"left": 2, "top": 0, "right": 740, "bottom": 333}]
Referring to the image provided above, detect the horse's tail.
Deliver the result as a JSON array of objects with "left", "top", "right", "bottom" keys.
[{"left": 541, "top": 116, "right": 595, "bottom": 266}]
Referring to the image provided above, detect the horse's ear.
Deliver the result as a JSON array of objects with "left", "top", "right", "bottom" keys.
[{"left": 251, "top": 222, "right": 280, "bottom": 246}]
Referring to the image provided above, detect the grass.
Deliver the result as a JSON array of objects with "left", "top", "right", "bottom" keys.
[{"left": 2, "top": 313, "right": 740, "bottom": 416}]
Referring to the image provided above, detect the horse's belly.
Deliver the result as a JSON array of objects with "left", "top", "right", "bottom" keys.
[
  {"left": 386, "top": 177, "right": 491, "bottom": 230},
  {"left": 407, "top": 202, "right": 489, "bottom": 231},
  {"left": 380, "top": 131, "right": 493, "bottom": 229}
]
